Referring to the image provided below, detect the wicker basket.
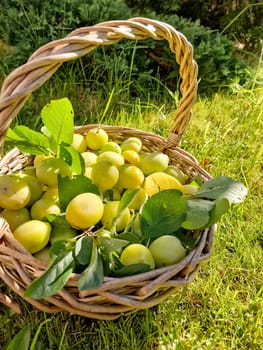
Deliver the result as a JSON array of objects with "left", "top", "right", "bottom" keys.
[{"left": 0, "top": 17, "right": 216, "bottom": 320}]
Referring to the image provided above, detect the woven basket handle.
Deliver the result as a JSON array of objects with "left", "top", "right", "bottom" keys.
[{"left": 0, "top": 17, "right": 198, "bottom": 152}]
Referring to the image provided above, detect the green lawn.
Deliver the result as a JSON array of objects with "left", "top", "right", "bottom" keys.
[{"left": 0, "top": 82, "right": 262, "bottom": 349}]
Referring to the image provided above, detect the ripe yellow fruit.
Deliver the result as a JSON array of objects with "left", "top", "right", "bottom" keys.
[
  {"left": 117, "top": 164, "right": 144, "bottom": 190},
  {"left": 21, "top": 166, "right": 36, "bottom": 177},
  {"left": 131, "top": 214, "right": 142, "bottom": 237},
  {"left": 122, "top": 150, "right": 140, "bottom": 166},
  {"left": 97, "top": 151, "right": 125, "bottom": 167},
  {"left": 91, "top": 160, "right": 119, "bottom": 191},
  {"left": 84, "top": 166, "right": 93, "bottom": 179},
  {"left": 85, "top": 127, "right": 108, "bottom": 150},
  {"left": 140, "top": 152, "right": 169, "bottom": 175},
  {"left": 0, "top": 175, "right": 31, "bottom": 210},
  {"left": 120, "top": 137, "right": 142, "bottom": 153},
  {"left": 31, "top": 198, "right": 61, "bottom": 220},
  {"left": 65, "top": 192, "right": 104, "bottom": 230},
  {"left": 165, "top": 165, "right": 189, "bottom": 184},
  {"left": 71, "top": 133, "right": 87, "bottom": 152},
  {"left": 41, "top": 188, "right": 59, "bottom": 204},
  {"left": 101, "top": 201, "right": 131, "bottom": 232},
  {"left": 120, "top": 243, "right": 155, "bottom": 269},
  {"left": 15, "top": 173, "right": 43, "bottom": 206},
  {"left": 101, "top": 141, "right": 122, "bottom": 154},
  {"left": 124, "top": 187, "right": 147, "bottom": 211},
  {"left": 13, "top": 220, "right": 51, "bottom": 254},
  {"left": 149, "top": 235, "right": 186, "bottom": 267},
  {"left": 33, "top": 154, "right": 52, "bottom": 168},
  {"left": 36, "top": 157, "right": 72, "bottom": 188},
  {"left": 144, "top": 172, "right": 186, "bottom": 196},
  {"left": 81, "top": 151, "right": 97, "bottom": 167},
  {"left": 1, "top": 207, "right": 31, "bottom": 231}
]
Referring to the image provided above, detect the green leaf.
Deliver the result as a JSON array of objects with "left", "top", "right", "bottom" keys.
[
  {"left": 47, "top": 215, "right": 78, "bottom": 244},
  {"left": 6, "top": 128, "right": 24, "bottom": 141},
  {"left": 207, "top": 198, "right": 230, "bottom": 226},
  {"left": 108, "top": 188, "right": 140, "bottom": 232},
  {"left": 97, "top": 236, "right": 129, "bottom": 253},
  {"left": 58, "top": 175, "right": 100, "bottom": 211},
  {"left": 41, "top": 126, "right": 57, "bottom": 154},
  {"left": 14, "top": 125, "right": 49, "bottom": 148},
  {"left": 112, "top": 263, "right": 151, "bottom": 277},
  {"left": 139, "top": 189, "right": 187, "bottom": 240},
  {"left": 107, "top": 251, "right": 123, "bottom": 272},
  {"left": 4, "top": 140, "right": 49, "bottom": 155},
  {"left": 117, "top": 188, "right": 139, "bottom": 215},
  {"left": 41, "top": 98, "right": 74, "bottom": 154},
  {"left": 74, "top": 236, "right": 93, "bottom": 266},
  {"left": 78, "top": 240, "right": 104, "bottom": 291},
  {"left": 117, "top": 232, "right": 141, "bottom": 243},
  {"left": 5, "top": 127, "right": 50, "bottom": 155},
  {"left": 24, "top": 250, "right": 75, "bottom": 299},
  {"left": 49, "top": 240, "right": 73, "bottom": 262},
  {"left": 7, "top": 325, "right": 31, "bottom": 350},
  {"left": 59, "top": 143, "right": 85, "bottom": 175},
  {"left": 173, "top": 231, "right": 199, "bottom": 251},
  {"left": 194, "top": 176, "right": 248, "bottom": 203},
  {"left": 40, "top": 126, "right": 51, "bottom": 138},
  {"left": 182, "top": 199, "right": 214, "bottom": 230}
]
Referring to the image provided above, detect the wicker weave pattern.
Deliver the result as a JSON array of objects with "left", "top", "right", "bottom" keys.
[{"left": 0, "top": 18, "right": 215, "bottom": 319}]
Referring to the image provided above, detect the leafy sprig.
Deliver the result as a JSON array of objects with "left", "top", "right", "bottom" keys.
[{"left": 5, "top": 98, "right": 84, "bottom": 174}]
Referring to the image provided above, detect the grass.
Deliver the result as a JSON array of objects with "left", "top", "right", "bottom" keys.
[
  {"left": 1, "top": 84, "right": 262, "bottom": 349},
  {"left": 0, "top": 46, "right": 263, "bottom": 348}
]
